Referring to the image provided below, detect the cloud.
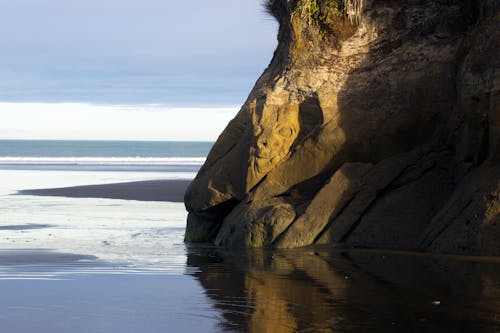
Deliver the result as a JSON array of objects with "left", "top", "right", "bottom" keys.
[
  {"left": 0, "top": 0, "right": 277, "bottom": 105},
  {"left": 0, "top": 103, "right": 239, "bottom": 141}
]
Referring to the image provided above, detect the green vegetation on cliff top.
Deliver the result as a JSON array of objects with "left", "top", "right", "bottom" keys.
[{"left": 264, "top": 0, "right": 362, "bottom": 40}]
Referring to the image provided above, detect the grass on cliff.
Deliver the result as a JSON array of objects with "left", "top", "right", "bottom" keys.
[
  {"left": 264, "top": 0, "right": 362, "bottom": 41},
  {"left": 296, "top": 0, "right": 345, "bottom": 39},
  {"left": 264, "top": 0, "right": 363, "bottom": 24}
]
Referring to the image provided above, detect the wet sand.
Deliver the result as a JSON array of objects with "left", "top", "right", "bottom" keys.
[
  {"left": 5, "top": 174, "right": 500, "bottom": 331},
  {"left": 16, "top": 179, "right": 191, "bottom": 202},
  {"left": 0, "top": 249, "right": 98, "bottom": 265}
]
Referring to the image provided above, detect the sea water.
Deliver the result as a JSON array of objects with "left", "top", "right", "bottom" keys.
[
  {"left": 0, "top": 140, "right": 209, "bottom": 273},
  {"left": 0, "top": 140, "right": 210, "bottom": 171},
  {"left": 0, "top": 139, "right": 212, "bottom": 158},
  {"left": 0, "top": 140, "right": 499, "bottom": 332}
]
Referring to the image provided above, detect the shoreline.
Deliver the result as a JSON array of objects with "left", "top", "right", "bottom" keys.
[{"left": 16, "top": 179, "right": 191, "bottom": 202}]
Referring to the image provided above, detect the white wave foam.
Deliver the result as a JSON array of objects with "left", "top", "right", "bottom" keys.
[{"left": 0, "top": 157, "right": 206, "bottom": 166}]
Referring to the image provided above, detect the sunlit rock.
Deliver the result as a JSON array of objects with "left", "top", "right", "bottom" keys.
[{"left": 184, "top": 0, "right": 500, "bottom": 255}]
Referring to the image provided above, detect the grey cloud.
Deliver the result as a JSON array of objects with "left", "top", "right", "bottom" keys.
[{"left": 0, "top": 0, "right": 277, "bottom": 105}]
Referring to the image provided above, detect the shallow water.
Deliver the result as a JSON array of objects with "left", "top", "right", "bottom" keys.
[
  {"left": 0, "top": 169, "right": 499, "bottom": 332},
  {"left": 187, "top": 247, "right": 500, "bottom": 332},
  {"left": 1, "top": 247, "right": 499, "bottom": 333},
  {"left": 0, "top": 169, "right": 191, "bottom": 275}
]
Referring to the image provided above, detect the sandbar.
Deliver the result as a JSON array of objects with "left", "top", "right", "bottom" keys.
[{"left": 16, "top": 179, "right": 191, "bottom": 202}]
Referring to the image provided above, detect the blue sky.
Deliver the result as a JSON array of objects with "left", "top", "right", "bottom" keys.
[
  {"left": 0, "top": 0, "right": 277, "bottom": 105},
  {"left": 0, "top": 0, "right": 278, "bottom": 140}
]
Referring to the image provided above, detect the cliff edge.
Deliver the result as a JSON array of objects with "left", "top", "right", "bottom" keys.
[{"left": 184, "top": 0, "right": 500, "bottom": 255}]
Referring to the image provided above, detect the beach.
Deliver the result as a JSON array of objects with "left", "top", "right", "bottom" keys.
[
  {"left": 0, "top": 168, "right": 192, "bottom": 272},
  {"left": 2, "top": 176, "right": 500, "bottom": 332},
  {"left": 0, "top": 162, "right": 226, "bottom": 332},
  {"left": 0, "top": 141, "right": 206, "bottom": 274},
  {"left": 0, "top": 141, "right": 499, "bottom": 332}
]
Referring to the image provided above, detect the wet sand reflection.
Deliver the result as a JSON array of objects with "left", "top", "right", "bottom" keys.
[{"left": 187, "top": 248, "right": 500, "bottom": 332}]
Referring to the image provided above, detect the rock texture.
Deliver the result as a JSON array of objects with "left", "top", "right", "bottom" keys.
[{"left": 184, "top": 0, "right": 500, "bottom": 255}]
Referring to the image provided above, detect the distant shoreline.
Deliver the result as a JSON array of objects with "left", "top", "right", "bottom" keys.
[{"left": 16, "top": 179, "right": 191, "bottom": 203}]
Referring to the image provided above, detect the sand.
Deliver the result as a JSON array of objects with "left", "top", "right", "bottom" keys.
[{"left": 16, "top": 179, "right": 191, "bottom": 202}]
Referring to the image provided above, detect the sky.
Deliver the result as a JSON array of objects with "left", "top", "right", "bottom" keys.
[
  {"left": 0, "top": 0, "right": 278, "bottom": 141},
  {"left": 0, "top": 103, "right": 238, "bottom": 141}
]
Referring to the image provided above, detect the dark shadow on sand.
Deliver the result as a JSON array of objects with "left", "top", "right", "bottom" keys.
[
  {"left": 0, "top": 224, "right": 53, "bottom": 231},
  {"left": 0, "top": 249, "right": 98, "bottom": 265},
  {"left": 15, "top": 179, "right": 191, "bottom": 203}
]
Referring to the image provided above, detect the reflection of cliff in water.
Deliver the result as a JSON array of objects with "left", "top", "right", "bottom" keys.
[{"left": 187, "top": 248, "right": 500, "bottom": 332}]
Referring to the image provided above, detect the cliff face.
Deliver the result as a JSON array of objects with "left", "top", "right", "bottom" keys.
[{"left": 184, "top": 0, "right": 500, "bottom": 255}]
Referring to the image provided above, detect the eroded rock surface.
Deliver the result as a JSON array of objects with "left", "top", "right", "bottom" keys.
[{"left": 184, "top": 0, "right": 500, "bottom": 255}]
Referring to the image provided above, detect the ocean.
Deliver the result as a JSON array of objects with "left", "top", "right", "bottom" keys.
[
  {"left": 0, "top": 140, "right": 499, "bottom": 332},
  {"left": 0, "top": 140, "right": 212, "bottom": 157},
  {"left": 0, "top": 140, "right": 211, "bottom": 171}
]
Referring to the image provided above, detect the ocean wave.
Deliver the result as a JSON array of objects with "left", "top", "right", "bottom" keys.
[{"left": 0, "top": 157, "right": 206, "bottom": 166}]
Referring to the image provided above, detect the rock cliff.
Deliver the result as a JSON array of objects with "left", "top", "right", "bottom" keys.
[{"left": 184, "top": 0, "right": 500, "bottom": 255}]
